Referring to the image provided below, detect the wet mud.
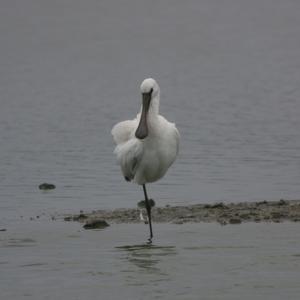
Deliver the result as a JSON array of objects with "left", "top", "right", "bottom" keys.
[{"left": 65, "top": 199, "right": 300, "bottom": 227}]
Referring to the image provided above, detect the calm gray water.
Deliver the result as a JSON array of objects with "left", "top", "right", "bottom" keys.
[
  {"left": 1, "top": 0, "right": 300, "bottom": 298},
  {"left": 1, "top": 0, "right": 300, "bottom": 221},
  {"left": 1, "top": 221, "right": 300, "bottom": 300}
]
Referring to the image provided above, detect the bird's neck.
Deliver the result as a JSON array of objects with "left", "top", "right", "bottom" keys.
[{"left": 149, "top": 94, "right": 160, "bottom": 116}]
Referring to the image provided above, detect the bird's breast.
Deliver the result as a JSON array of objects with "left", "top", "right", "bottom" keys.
[{"left": 135, "top": 135, "right": 177, "bottom": 183}]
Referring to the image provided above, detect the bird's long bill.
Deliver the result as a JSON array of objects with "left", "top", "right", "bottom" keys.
[{"left": 135, "top": 92, "right": 151, "bottom": 139}]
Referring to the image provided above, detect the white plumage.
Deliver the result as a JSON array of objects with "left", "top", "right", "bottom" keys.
[
  {"left": 112, "top": 78, "right": 179, "bottom": 185},
  {"left": 111, "top": 78, "right": 179, "bottom": 242}
]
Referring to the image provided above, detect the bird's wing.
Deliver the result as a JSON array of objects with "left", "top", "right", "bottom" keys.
[
  {"left": 158, "top": 115, "right": 180, "bottom": 155},
  {"left": 111, "top": 119, "right": 137, "bottom": 145},
  {"left": 114, "top": 139, "right": 143, "bottom": 181},
  {"left": 173, "top": 124, "right": 180, "bottom": 155}
]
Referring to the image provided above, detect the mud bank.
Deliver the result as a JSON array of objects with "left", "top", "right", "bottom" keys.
[{"left": 65, "top": 199, "right": 300, "bottom": 226}]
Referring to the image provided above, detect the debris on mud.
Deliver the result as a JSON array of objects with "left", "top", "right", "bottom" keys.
[
  {"left": 83, "top": 219, "right": 110, "bottom": 230},
  {"left": 64, "top": 199, "right": 300, "bottom": 225},
  {"left": 39, "top": 183, "right": 56, "bottom": 190}
]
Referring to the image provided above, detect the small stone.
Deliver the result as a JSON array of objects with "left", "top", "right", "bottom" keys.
[
  {"left": 272, "top": 219, "right": 281, "bottom": 223},
  {"left": 39, "top": 183, "right": 56, "bottom": 190},
  {"left": 0, "top": 228, "right": 7, "bottom": 232},
  {"left": 83, "top": 219, "right": 110, "bottom": 229},
  {"left": 211, "top": 202, "right": 225, "bottom": 209},
  {"left": 271, "top": 212, "right": 282, "bottom": 219},
  {"left": 172, "top": 220, "right": 184, "bottom": 224},
  {"left": 218, "top": 219, "right": 227, "bottom": 225},
  {"left": 256, "top": 200, "right": 268, "bottom": 206},
  {"left": 278, "top": 199, "right": 287, "bottom": 206},
  {"left": 64, "top": 216, "right": 72, "bottom": 221},
  {"left": 240, "top": 213, "right": 250, "bottom": 219},
  {"left": 73, "top": 213, "right": 88, "bottom": 221},
  {"left": 229, "top": 218, "right": 242, "bottom": 224},
  {"left": 184, "top": 214, "right": 195, "bottom": 218},
  {"left": 219, "top": 213, "right": 229, "bottom": 218}
]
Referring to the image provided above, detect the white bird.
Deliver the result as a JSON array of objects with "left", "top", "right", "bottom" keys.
[{"left": 111, "top": 78, "right": 180, "bottom": 243}]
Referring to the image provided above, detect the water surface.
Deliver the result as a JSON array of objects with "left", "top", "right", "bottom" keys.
[{"left": 1, "top": 221, "right": 300, "bottom": 299}]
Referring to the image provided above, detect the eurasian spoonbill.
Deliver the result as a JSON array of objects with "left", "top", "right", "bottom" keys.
[{"left": 112, "top": 78, "right": 179, "bottom": 243}]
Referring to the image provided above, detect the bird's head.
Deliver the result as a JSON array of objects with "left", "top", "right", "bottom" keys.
[
  {"left": 135, "top": 78, "right": 160, "bottom": 140},
  {"left": 140, "top": 78, "right": 159, "bottom": 98}
]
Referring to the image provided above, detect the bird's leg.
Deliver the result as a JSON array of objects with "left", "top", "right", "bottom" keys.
[{"left": 142, "top": 184, "right": 153, "bottom": 244}]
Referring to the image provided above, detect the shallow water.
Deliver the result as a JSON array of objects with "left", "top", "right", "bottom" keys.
[{"left": 1, "top": 221, "right": 300, "bottom": 299}]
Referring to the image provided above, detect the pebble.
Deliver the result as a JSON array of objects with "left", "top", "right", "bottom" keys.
[
  {"left": 39, "top": 183, "right": 56, "bottom": 190},
  {"left": 83, "top": 219, "right": 110, "bottom": 229},
  {"left": 271, "top": 212, "right": 282, "bottom": 219},
  {"left": 278, "top": 199, "right": 287, "bottom": 206},
  {"left": 229, "top": 218, "right": 242, "bottom": 224},
  {"left": 211, "top": 202, "right": 226, "bottom": 209}
]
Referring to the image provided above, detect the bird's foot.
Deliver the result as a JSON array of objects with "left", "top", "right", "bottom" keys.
[
  {"left": 137, "top": 199, "right": 156, "bottom": 208},
  {"left": 147, "top": 237, "right": 152, "bottom": 245},
  {"left": 148, "top": 199, "right": 156, "bottom": 207},
  {"left": 139, "top": 209, "right": 148, "bottom": 224}
]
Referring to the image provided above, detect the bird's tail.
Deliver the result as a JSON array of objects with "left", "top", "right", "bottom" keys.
[{"left": 114, "top": 139, "right": 143, "bottom": 182}]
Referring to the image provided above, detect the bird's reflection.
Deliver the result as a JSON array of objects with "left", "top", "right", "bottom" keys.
[{"left": 116, "top": 244, "right": 177, "bottom": 275}]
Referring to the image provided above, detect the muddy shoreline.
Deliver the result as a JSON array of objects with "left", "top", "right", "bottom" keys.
[{"left": 64, "top": 199, "right": 300, "bottom": 227}]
